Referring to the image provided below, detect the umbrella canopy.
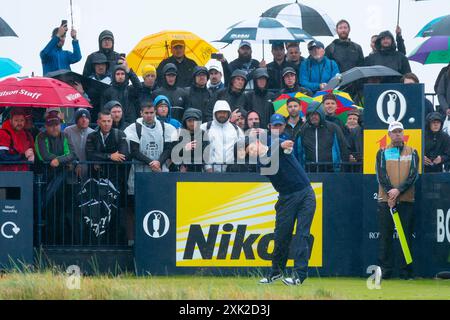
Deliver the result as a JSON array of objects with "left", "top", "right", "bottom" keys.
[
  {"left": 0, "top": 77, "right": 91, "bottom": 108},
  {"left": 218, "top": 17, "right": 314, "bottom": 43},
  {"left": 0, "top": 17, "right": 17, "bottom": 37},
  {"left": 409, "top": 36, "right": 450, "bottom": 65},
  {"left": 313, "top": 89, "right": 360, "bottom": 123},
  {"left": 0, "top": 58, "right": 22, "bottom": 78},
  {"left": 46, "top": 69, "right": 110, "bottom": 92},
  {"left": 416, "top": 14, "right": 450, "bottom": 37},
  {"left": 273, "top": 92, "right": 313, "bottom": 117},
  {"left": 261, "top": 1, "right": 336, "bottom": 37},
  {"left": 127, "top": 30, "right": 218, "bottom": 76},
  {"left": 324, "top": 66, "right": 402, "bottom": 90}
]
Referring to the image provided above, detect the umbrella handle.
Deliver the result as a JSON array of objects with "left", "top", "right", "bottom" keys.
[
  {"left": 397, "top": 0, "right": 401, "bottom": 27},
  {"left": 262, "top": 40, "right": 265, "bottom": 61}
]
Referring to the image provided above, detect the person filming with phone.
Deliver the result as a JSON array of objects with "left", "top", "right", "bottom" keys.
[{"left": 40, "top": 20, "right": 82, "bottom": 76}]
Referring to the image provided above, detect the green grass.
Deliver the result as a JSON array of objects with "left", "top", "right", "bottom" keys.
[{"left": 1, "top": 272, "right": 450, "bottom": 300}]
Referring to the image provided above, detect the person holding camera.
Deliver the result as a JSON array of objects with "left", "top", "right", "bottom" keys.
[{"left": 40, "top": 21, "right": 82, "bottom": 75}]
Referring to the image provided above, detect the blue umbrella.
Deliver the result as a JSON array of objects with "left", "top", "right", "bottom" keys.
[{"left": 0, "top": 58, "right": 22, "bottom": 78}]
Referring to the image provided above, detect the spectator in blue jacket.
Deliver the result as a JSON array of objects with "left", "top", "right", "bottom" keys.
[
  {"left": 299, "top": 41, "right": 339, "bottom": 94},
  {"left": 153, "top": 95, "right": 182, "bottom": 129},
  {"left": 40, "top": 24, "right": 82, "bottom": 76}
]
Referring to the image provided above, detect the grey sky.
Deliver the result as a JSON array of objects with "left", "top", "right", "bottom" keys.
[{"left": 1, "top": 0, "right": 449, "bottom": 92}]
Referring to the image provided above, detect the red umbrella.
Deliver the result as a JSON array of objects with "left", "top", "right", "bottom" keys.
[{"left": 0, "top": 77, "right": 91, "bottom": 108}]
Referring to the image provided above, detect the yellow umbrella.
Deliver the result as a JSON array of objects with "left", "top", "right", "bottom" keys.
[{"left": 127, "top": 30, "right": 218, "bottom": 76}]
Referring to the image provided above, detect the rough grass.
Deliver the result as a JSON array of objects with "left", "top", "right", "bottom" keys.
[{"left": 1, "top": 271, "right": 450, "bottom": 300}]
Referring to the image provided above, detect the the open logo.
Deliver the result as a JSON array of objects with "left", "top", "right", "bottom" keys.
[
  {"left": 143, "top": 210, "right": 170, "bottom": 239},
  {"left": 376, "top": 90, "right": 407, "bottom": 124}
]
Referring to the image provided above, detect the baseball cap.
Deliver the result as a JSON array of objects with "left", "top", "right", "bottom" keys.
[
  {"left": 171, "top": 40, "right": 185, "bottom": 48},
  {"left": 208, "top": 64, "right": 222, "bottom": 73},
  {"left": 239, "top": 41, "right": 252, "bottom": 49},
  {"left": 270, "top": 114, "right": 286, "bottom": 126},
  {"left": 282, "top": 67, "right": 297, "bottom": 77},
  {"left": 45, "top": 113, "right": 62, "bottom": 126},
  {"left": 308, "top": 40, "right": 325, "bottom": 50},
  {"left": 388, "top": 121, "right": 404, "bottom": 132}
]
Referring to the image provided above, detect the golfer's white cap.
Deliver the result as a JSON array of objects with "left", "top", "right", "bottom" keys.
[{"left": 388, "top": 121, "right": 404, "bottom": 132}]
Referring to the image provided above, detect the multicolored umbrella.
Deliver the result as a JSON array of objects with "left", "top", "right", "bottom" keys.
[
  {"left": 416, "top": 14, "right": 450, "bottom": 37},
  {"left": 313, "top": 90, "right": 361, "bottom": 123},
  {"left": 218, "top": 17, "right": 314, "bottom": 43},
  {"left": 127, "top": 30, "right": 218, "bottom": 75},
  {"left": 261, "top": 1, "right": 336, "bottom": 37},
  {"left": 408, "top": 36, "right": 450, "bottom": 65},
  {"left": 0, "top": 77, "right": 91, "bottom": 108},
  {"left": 273, "top": 92, "right": 313, "bottom": 117},
  {"left": 0, "top": 58, "right": 21, "bottom": 78}
]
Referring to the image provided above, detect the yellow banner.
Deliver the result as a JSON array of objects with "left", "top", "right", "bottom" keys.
[
  {"left": 364, "top": 129, "right": 422, "bottom": 175},
  {"left": 176, "top": 182, "right": 322, "bottom": 267}
]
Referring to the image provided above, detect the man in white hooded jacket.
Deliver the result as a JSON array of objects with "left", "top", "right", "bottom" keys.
[{"left": 201, "top": 100, "right": 244, "bottom": 172}]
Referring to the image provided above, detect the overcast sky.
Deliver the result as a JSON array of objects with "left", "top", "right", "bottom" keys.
[{"left": 1, "top": 0, "right": 449, "bottom": 92}]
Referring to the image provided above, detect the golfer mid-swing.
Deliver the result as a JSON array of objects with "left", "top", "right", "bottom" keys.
[{"left": 254, "top": 114, "right": 316, "bottom": 286}]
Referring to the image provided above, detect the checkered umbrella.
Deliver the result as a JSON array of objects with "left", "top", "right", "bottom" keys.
[
  {"left": 218, "top": 17, "right": 313, "bottom": 43},
  {"left": 261, "top": 1, "right": 336, "bottom": 37}
]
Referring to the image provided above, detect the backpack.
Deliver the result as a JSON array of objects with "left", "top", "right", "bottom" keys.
[{"left": 135, "top": 120, "right": 166, "bottom": 141}]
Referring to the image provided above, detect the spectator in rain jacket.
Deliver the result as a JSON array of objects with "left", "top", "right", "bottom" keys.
[
  {"left": 201, "top": 100, "right": 244, "bottom": 173},
  {"left": 156, "top": 40, "right": 198, "bottom": 88},
  {"left": 103, "top": 100, "right": 130, "bottom": 131},
  {"left": 279, "top": 67, "right": 312, "bottom": 97},
  {"left": 208, "top": 64, "right": 225, "bottom": 95},
  {"left": 0, "top": 108, "right": 35, "bottom": 172},
  {"left": 152, "top": 63, "right": 189, "bottom": 123},
  {"left": 297, "top": 101, "right": 349, "bottom": 173},
  {"left": 101, "top": 63, "right": 142, "bottom": 125},
  {"left": 245, "top": 68, "right": 276, "bottom": 129},
  {"left": 40, "top": 25, "right": 82, "bottom": 75},
  {"left": 139, "top": 64, "right": 158, "bottom": 106},
  {"left": 300, "top": 41, "right": 340, "bottom": 94},
  {"left": 153, "top": 95, "right": 182, "bottom": 129},
  {"left": 83, "top": 30, "right": 121, "bottom": 77},
  {"left": 364, "top": 31, "right": 411, "bottom": 83},
  {"left": 424, "top": 112, "right": 450, "bottom": 173},
  {"left": 325, "top": 20, "right": 364, "bottom": 73},
  {"left": 266, "top": 41, "right": 297, "bottom": 91},
  {"left": 209, "top": 69, "right": 250, "bottom": 122},
  {"left": 218, "top": 41, "right": 261, "bottom": 88},
  {"left": 174, "top": 108, "right": 209, "bottom": 173},
  {"left": 185, "top": 66, "right": 214, "bottom": 122}
]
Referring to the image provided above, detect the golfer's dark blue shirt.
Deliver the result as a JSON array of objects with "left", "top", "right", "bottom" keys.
[{"left": 260, "top": 136, "right": 311, "bottom": 196}]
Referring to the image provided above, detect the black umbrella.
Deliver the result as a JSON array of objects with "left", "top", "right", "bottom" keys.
[
  {"left": 261, "top": 1, "right": 336, "bottom": 37},
  {"left": 46, "top": 69, "right": 110, "bottom": 92},
  {"left": 0, "top": 17, "right": 17, "bottom": 37},
  {"left": 324, "top": 66, "right": 402, "bottom": 90}
]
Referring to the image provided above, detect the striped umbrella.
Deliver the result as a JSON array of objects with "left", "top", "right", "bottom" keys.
[
  {"left": 218, "top": 17, "right": 314, "bottom": 43},
  {"left": 416, "top": 14, "right": 450, "bottom": 37},
  {"left": 273, "top": 92, "right": 313, "bottom": 117},
  {"left": 313, "top": 90, "right": 361, "bottom": 123},
  {"left": 261, "top": 1, "right": 336, "bottom": 37},
  {"left": 409, "top": 36, "right": 450, "bottom": 65},
  {"left": 0, "top": 58, "right": 21, "bottom": 78}
]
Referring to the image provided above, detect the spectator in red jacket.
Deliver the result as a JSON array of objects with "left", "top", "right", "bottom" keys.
[{"left": 0, "top": 108, "right": 35, "bottom": 171}]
